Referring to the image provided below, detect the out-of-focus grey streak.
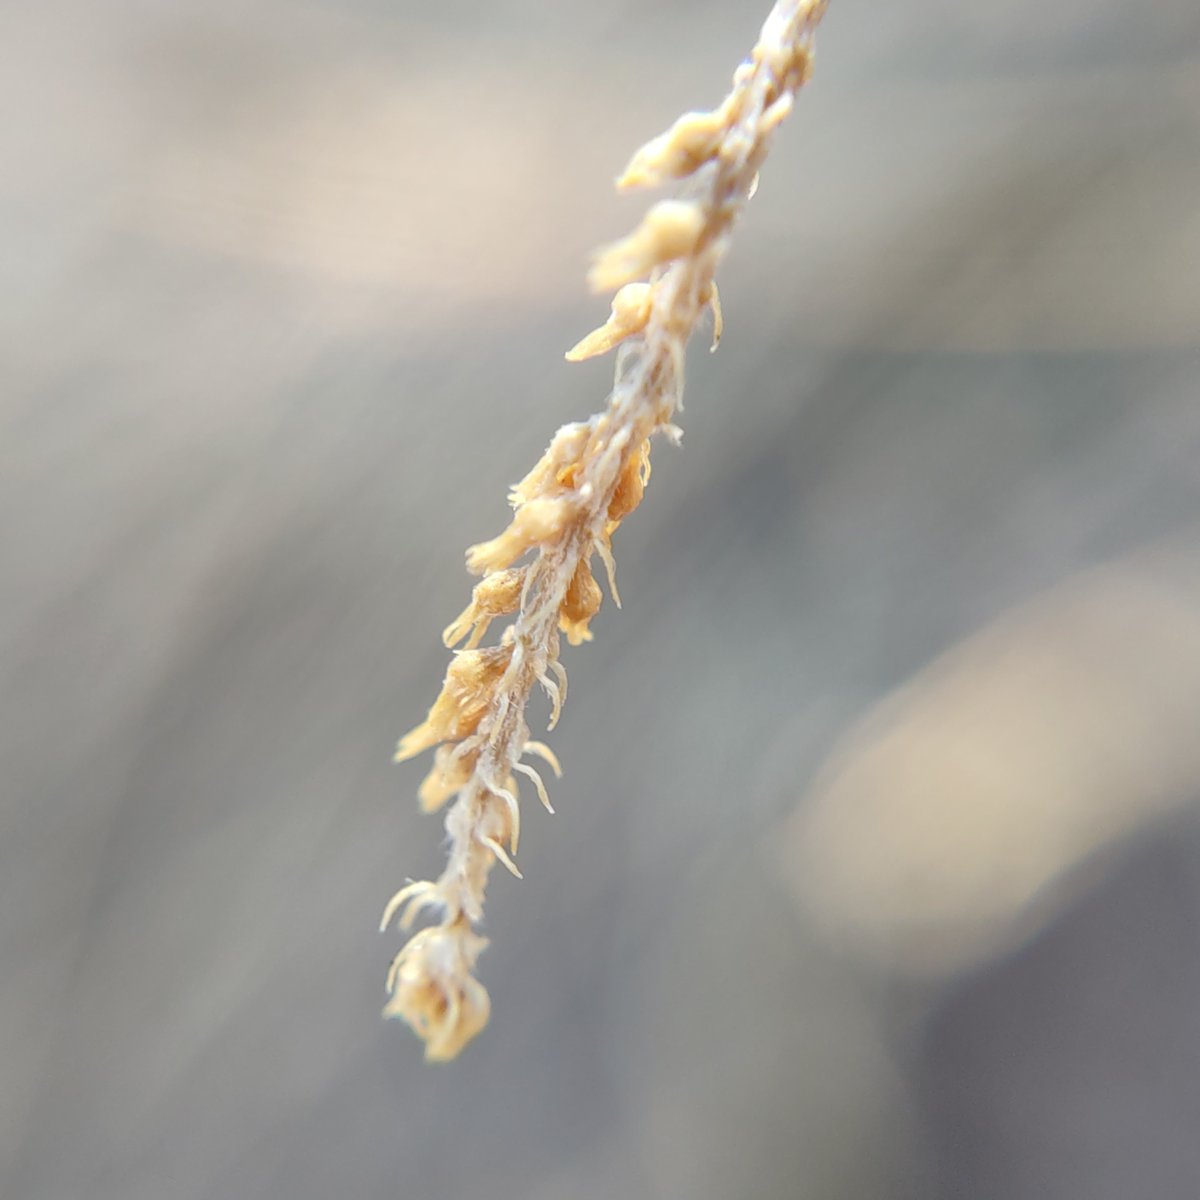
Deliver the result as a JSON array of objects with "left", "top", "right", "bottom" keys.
[{"left": 3, "top": 2, "right": 1200, "bottom": 1199}]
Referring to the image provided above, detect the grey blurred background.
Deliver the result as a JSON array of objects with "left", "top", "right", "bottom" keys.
[{"left": 5, "top": 1, "right": 1200, "bottom": 1197}]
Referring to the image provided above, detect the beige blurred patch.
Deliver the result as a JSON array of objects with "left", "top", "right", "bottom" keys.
[
  {"left": 777, "top": 537, "right": 1200, "bottom": 975},
  {"left": 125, "top": 36, "right": 633, "bottom": 332}
]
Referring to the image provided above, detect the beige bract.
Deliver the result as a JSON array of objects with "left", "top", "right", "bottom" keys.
[{"left": 383, "top": 0, "right": 829, "bottom": 1059}]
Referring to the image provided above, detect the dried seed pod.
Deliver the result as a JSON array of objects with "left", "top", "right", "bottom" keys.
[
  {"left": 608, "top": 439, "right": 652, "bottom": 527},
  {"left": 559, "top": 557, "right": 603, "bottom": 646}
]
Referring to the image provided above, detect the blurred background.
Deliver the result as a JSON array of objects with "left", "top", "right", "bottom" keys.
[{"left": 5, "top": 1, "right": 1200, "bottom": 1196}]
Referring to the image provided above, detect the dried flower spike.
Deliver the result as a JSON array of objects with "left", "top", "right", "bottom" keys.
[{"left": 383, "top": 0, "right": 828, "bottom": 1059}]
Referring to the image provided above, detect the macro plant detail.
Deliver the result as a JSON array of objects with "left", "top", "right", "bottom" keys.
[{"left": 382, "top": 0, "right": 829, "bottom": 1060}]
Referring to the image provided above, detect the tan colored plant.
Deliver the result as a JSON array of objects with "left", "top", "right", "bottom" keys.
[{"left": 382, "top": 0, "right": 829, "bottom": 1060}]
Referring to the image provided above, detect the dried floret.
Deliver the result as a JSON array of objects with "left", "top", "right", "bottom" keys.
[
  {"left": 465, "top": 497, "right": 574, "bottom": 575},
  {"left": 559, "top": 557, "right": 603, "bottom": 646},
  {"left": 417, "top": 744, "right": 478, "bottom": 812},
  {"left": 588, "top": 200, "right": 706, "bottom": 292},
  {"left": 755, "top": 36, "right": 814, "bottom": 92},
  {"left": 759, "top": 91, "right": 795, "bottom": 135},
  {"left": 395, "top": 645, "right": 513, "bottom": 762},
  {"left": 565, "top": 282, "right": 654, "bottom": 362},
  {"left": 508, "top": 423, "right": 592, "bottom": 508},
  {"left": 616, "top": 99, "right": 737, "bottom": 190},
  {"left": 383, "top": 926, "right": 491, "bottom": 1062},
  {"left": 442, "top": 568, "right": 525, "bottom": 649}
]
